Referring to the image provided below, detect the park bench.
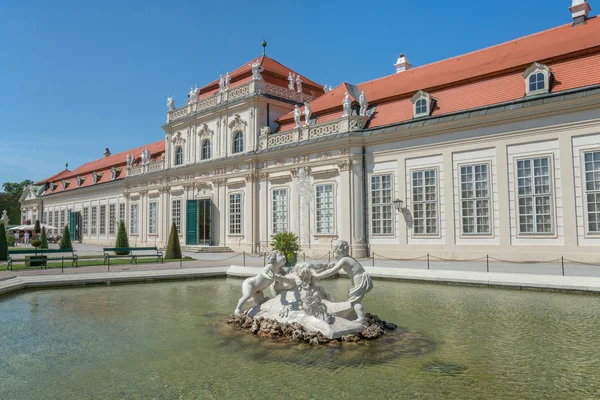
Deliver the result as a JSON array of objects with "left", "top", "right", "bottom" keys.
[
  {"left": 6, "top": 248, "right": 78, "bottom": 271},
  {"left": 102, "top": 247, "right": 164, "bottom": 266}
]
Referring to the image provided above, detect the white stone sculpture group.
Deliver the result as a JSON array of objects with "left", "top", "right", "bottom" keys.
[
  {"left": 250, "top": 59, "right": 264, "bottom": 80},
  {"left": 288, "top": 72, "right": 303, "bottom": 93},
  {"left": 167, "top": 97, "right": 175, "bottom": 111},
  {"left": 188, "top": 85, "right": 199, "bottom": 104},
  {"left": 293, "top": 102, "right": 313, "bottom": 128},
  {"left": 139, "top": 147, "right": 151, "bottom": 165},
  {"left": 234, "top": 239, "right": 373, "bottom": 339},
  {"left": 219, "top": 72, "right": 231, "bottom": 92}
]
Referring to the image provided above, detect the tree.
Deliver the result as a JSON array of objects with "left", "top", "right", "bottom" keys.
[
  {"left": 33, "top": 220, "right": 41, "bottom": 239},
  {"left": 0, "top": 222, "right": 7, "bottom": 261},
  {"left": 114, "top": 220, "right": 130, "bottom": 255},
  {"left": 40, "top": 227, "right": 49, "bottom": 249},
  {"left": 271, "top": 232, "right": 299, "bottom": 265},
  {"left": 58, "top": 225, "right": 72, "bottom": 250},
  {"left": 165, "top": 222, "right": 182, "bottom": 259},
  {"left": 2, "top": 180, "right": 34, "bottom": 196}
]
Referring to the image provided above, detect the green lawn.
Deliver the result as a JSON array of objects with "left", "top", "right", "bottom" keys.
[{"left": 0, "top": 257, "right": 193, "bottom": 271}]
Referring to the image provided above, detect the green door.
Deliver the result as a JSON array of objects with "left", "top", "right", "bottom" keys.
[
  {"left": 186, "top": 200, "right": 198, "bottom": 245},
  {"left": 69, "top": 211, "right": 75, "bottom": 241}
]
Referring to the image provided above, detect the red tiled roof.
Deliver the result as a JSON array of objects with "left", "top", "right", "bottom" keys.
[
  {"left": 278, "top": 17, "right": 600, "bottom": 126},
  {"left": 38, "top": 140, "right": 165, "bottom": 195},
  {"left": 190, "top": 56, "right": 324, "bottom": 102}
]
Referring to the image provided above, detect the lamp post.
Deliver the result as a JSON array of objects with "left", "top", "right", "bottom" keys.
[{"left": 393, "top": 199, "right": 404, "bottom": 212}]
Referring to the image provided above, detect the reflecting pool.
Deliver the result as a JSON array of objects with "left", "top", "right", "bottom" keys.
[{"left": 1, "top": 279, "right": 599, "bottom": 399}]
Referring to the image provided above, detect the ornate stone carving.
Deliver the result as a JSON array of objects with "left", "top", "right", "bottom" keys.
[
  {"left": 250, "top": 59, "right": 264, "bottom": 80},
  {"left": 244, "top": 171, "right": 257, "bottom": 182},
  {"left": 293, "top": 105, "right": 301, "bottom": 128},
  {"left": 304, "top": 101, "right": 312, "bottom": 126},
  {"left": 339, "top": 148, "right": 349, "bottom": 156},
  {"left": 290, "top": 168, "right": 299, "bottom": 178},
  {"left": 171, "top": 132, "right": 186, "bottom": 145},
  {"left": 197, "top": 123, "right": 213, "bottom": 139},
  {"left": 260, "top": 126, "right": 271, "bottom": 135},
  {"left": 272, "top": 159, "right": 285, "bottom": 166},
  {"left": 337, "top": 159, "right": 351, "bottom": 171},
  {"left": 228, "top": 114, "right": 247, "bottom": 132},
  {"left": 318, "top": 153, "right": 330, "bottom": 160},
  {"left": 259, "top": 171, "right": 269, "bottom": 181},
  {"left": 342, "top": 92, "right": 352, "bottom": 117},
  {"left": 296, "top": 74, "right": 303, "bottom": 93},
  {"left": 293, "top": 155, "right": 308, "bottom": 164},
  {"left": 167, "top": 97, "right": 175, "bottom": 111},
  {"left": 231, "top": 166, "right": 240, "bottom": 173},
  {"left": 213, "top": 178, "right": 227, "bottom": 186},
  {"left": 288, "top": 72, "right": 295, "bottom": 91},
  {"left": 359, "top": 91, "right": 368, "bottom": 116}
]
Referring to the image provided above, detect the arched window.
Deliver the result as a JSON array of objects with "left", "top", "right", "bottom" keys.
[
  {"left": 523, "top": 62, "right": 551, "bottom": 96},
  {"left": 202, "top": 140, "right": 211, "bottom": 160},
  {"left": 175, "top": 146, "right": 183, "bottom": 165},
  {"left": 415, "top": 98, "right": 427, "bottom": 115},
  {"left": 411, "top": 90, "right": 431, "bottom": 118},
  {"left": 233, "top": 132, "right": 243, "bottom": 153}
]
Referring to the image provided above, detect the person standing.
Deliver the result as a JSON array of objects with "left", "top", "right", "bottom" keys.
[
  {"left": 24, "top": 231, "right": 29, "bottom": 245},
  {"left": 13, "top": 232, "right": 19, "bottom": 247}
]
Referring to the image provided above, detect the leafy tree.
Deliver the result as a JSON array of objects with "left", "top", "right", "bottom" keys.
[
  {"left": 165, "top": 222, "right": 182, "bottom": 259},
  {"left": 40, "top": 227, "right": 49, "bottom": 249},
  {"left": 33, "top": 219, "right": 41, "bottom": 239},
  {"left": 0, "top": 222, "right": 7, "bottom": 261},
  {"left": 0, "top": 193, "right": 21, "bottom": 224},
  {"left": 271, "top": 232, "right": 299, "bottom": 265},
  {"left": 114, "top": 220, "right": 130, "bottom": 255},
  {"left": 2, "top": 180, "right": 34, "bottom": 196},
  {"left": 58, "top": 225, "right": 72, "bottom": 250}
]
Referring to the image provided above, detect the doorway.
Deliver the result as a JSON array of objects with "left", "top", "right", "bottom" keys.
[{"left": 186, "top": 199, "right": 212, "bottom": 245}]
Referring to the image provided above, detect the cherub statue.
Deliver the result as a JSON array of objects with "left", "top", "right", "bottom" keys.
[
  {"left": 250, "top": 59, "right": 264, "bottom": 80},
  {"left": 314, "top": 239, "right": 373, "bottom": 323},
  {"left": 342, "top": 92, "right": 352, "bottom": 117},
  {"left": 234, "top": 250, "right": 287, "bottom": 315},
  {"left": 359, "top": 91, "right": 368, "bottom": 116},
  {"left": 288, "top": 72, "right": 295, "bottom": 90},
  {"left": 295, "top": 74, "right": 303, "bottom": 93},
  {"left": 219, "top": 75, "right": 225, "bottom": 92},
  {"left": 303, "top": 101, "right": 312, "bottom": 126},
  {"left": 167, "top": 97, "right": 175, "bottom": 111},
  {"left": 293, "top": 105, "right": 302, "bottom": 128}
]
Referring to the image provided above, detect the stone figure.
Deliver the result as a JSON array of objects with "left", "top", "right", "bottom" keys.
[
  {"left": 167, "top": 97, "right": 175, "bottom": 111},
  {"left": 314, "top": 239, "right": 373, "bottom": 323},
  {"left": 126, "top": 153, "right": 132, "bottom": 167},
  {"left": 234, "top": 250, "right": 287, "bottom": 315},
  {"left": 296, "top": 74, "right": 303, "bottom": 93},
  {"left": 328, "top": 85, "right": 333, "bottom": 92},
  {"left": 192, "top": 85, "right": 199, "bottom": 102},
  {"left": 342, "top": 92, "right": 352, "bottom": 117},
  {"left": 359, "top": 91, "right": 368, "bottom": 116},
  {"left": 293, "top": 105, "right": 302, "bottom": 128},
  {"left": 144, "top": 147, "right": 151, "bottom": 164},
  {"left": 1, "top": 210, "right": 9, "bottom": 227},
  {"left": 323, "top": 85, "right": 329, "bottom": 93},
  {"left": 188, "top": 87, "right": 194, "bottom": 103},
  {"left": 219, "top": 75, "right": 225, "bottom": 92},
  {"left": 304, "top": 101, "right": 312, "bottom": 126},
  {"left": 288, "top": 72, "right": 295, "bottom": 90},
  {"left": 250, "top": 59, "right": 264, "bottom": 80},
  {"left": 225, "top": 72, "right": 231, "bottom": 89}
]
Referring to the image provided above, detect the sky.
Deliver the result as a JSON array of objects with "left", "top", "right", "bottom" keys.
[{"left": 0, "top": 0, "right": 582, "bottom": 190}]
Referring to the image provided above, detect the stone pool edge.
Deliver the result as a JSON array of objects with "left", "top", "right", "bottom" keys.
[{"left": 2, "top": 265, "right": 599, "bottom": 298}]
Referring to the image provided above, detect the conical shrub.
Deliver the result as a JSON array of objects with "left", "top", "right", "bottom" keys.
[
  {"left": 165, "top": 222, "right": 182, "bottom": 259},
  {"left": 0, "top": 222, "right": 8, "bottom": 261},
  {"left": 40, "top": 226, "right": 49, "bottom": 249},
  {"left": 33, "top": 220, "right": 41, "bottom": 239},
  {"left": 59, "top": 225, "right": 72, "bottom": 250},
  {"left": 115, "top": 220, "right": 130, "bottom": 255}
]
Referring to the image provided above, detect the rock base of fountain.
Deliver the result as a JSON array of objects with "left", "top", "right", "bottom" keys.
[{"left": 226, "top": 312, "right": 397, "bottom": 345}]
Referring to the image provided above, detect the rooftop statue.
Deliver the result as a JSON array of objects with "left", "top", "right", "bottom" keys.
[
  {"left": 219, "top": 75, "right": 225, "bottom": 92},
  {"left": 167, "top": 97, "right": 175, "bottom": 111},
  {"left": 288, "top": 72, "right": 295, "bottom": 91},
  {"left": 323, "top": 85, "right": 329, "bottom": 93},
  {"left": 225, "top": 72, "right": 231, "bottom": 89},
  {"left": 126, "top": 153, "right": 132, "bottom": 167},
  {"left": 342, "top": 92, "right": 352, "bottom": 117},
  {"left": 295, "top": 74, "right": 303, "bottom": 93},
  {"left": 250, "top": 59, "right": 264, "bottom": 80},
  {"left": 188, "top": 87, "right": 195, "bottom": 103},
  {"left": 192, "top": 85, "right": 199, "bottom": 103},
  {"left": 293, "top": 105, "right": 302, "bottom": 128},
  {"left": 359, "top": 91, "right": 368, "bottom": 116},
  {"left": 304, "top": 101, "right": 312, "bottom": 126}
]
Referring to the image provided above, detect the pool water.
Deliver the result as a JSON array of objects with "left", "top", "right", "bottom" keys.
[{"left": 1, "top": 279, "right": 599, "bottom": 399}]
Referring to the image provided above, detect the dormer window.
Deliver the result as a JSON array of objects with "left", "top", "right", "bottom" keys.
[
  {"left": 523, "top": 62, "right": 551, "bottom": 96},
  {"left": 412, "top": 90, "right": 432, "bottom": 118},
  {"left": 76, "top": 176, "right": 83, "bottom": 188},
  {"left": 93, "top": 172, "right": 102, "bottom": 184},
  {"left": 111, "top": 167, "right": 121, "bottom": 181}
]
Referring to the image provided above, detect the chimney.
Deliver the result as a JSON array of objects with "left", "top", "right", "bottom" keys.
[
  {"left": 394, "top": 54, "right": 412, "bottom": 73},
  {"left": 570, "top": 0, "right": 591, "bottom": 24},
  {"left": 104, "top": 148, "right": 111, "bottom": 157}
]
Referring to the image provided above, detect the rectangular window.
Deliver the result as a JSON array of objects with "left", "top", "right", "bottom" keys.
[
  {"left": 91, "top": 206, "right": 97, "bottom": 235},
  {"left": 130, "top": 204, "right": 138, "bottom": 235},
  {"left": 99, "top": 205, "right": 106, "bottom": 235},
  {"left": 517, "top": 157, "right": 553, "bottom": 234},
  {"left": 172, "top": 199, "right": 181, "bottom": 234},
  {"left": 371, "top": 175, "right": 393, "bottom": 235},
  {"left": 60, "top": 210, "right": 65, "bottom": 231},
  {"left": 109, "top": 204, "right": 116, "bottom": 235},
  {"left": 54, "top": 211, "right": 59, "bottom": 235},
  {"left": 460, "top": 164, "right": 491, "bottom": 235},
  {"left": 119, "top": 203, "right": 125, "bottom": 223},
  {"left": 584, "top": 151, "right": 600, "bottom": 233},
  {"left": 43, "top": 212, "right": 47, "bottom": 225},
  {"left": 316, "top": 184, "right": 334, "bottom": 234},
  {"left": 83, "top": 207, "right": 89, "bottom": 236},
  {"left": 412, "top": 169, "right": 438, "bottom": 235},
  {"left": 272, "top": 189, "right": 288, "bottom": 234},
  {"left": 229, "top": 193, "right": 242, "bottom": 234},
  {"left": 149, "top": 202, "right": 158, "bottom": 235}
]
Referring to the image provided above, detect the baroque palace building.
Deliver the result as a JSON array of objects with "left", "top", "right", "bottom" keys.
[{"left": 21, "top": 1, "right": 600, "bottom": 261}]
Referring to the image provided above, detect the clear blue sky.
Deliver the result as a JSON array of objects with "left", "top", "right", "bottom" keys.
[{"left": 0, "top": 0, "right": 581, "bottom": 189}]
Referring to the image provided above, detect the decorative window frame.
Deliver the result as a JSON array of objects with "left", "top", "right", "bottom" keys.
[
  {"left": 523, "top": 62, "right": 552, "bottom": 97},
  {"left": 174, "top": 146, "right": 184, "bottom": 166},
  {"left": 457, "top": 161, "right": 494, "bottom": 238},
  {"left": 411, "top": 90, "right": 432, "bottom": 118},
  {"left": 202, "top": 139, "right": 211, "bottom": 160},
  {"left": 228, "top": 191, "right": 244, "bottom": 236},
  {"left": 130, "top": 203, "right": 139, "bottom": 236},
  {"left": 171, "top": 198, "right": 182, "bottom": 236},
  {"left": 313, "top": 181, "right": 337, "bottom": 236},
  {"left": 410, "top": 167, "right": 441, "bottom": 237},
  {"left": 229, "top": 114, "right": 247, "bottom": 154},
  {"left": 171, "top": 131, "right": 186, "bottom": 166},
  {"left": 270, "top": 185, "right": 290, "bottom": 235},
  {"left": 92, "top": 172, "right": 102, "bottom": 184},
  {"left": 579, "top": 148, "right": 600, "bottom": 236},
  {"left": 513, "top": 153, "right": 557, "bottom": 237},
  {"left": 148, "top": 201, "right": 159, "bottom": 236},
  {"left": 232, "top": 131, "right": 244, "bottom": 154},
  {"left": 76, "top": 176, "right": 84, "bottom": 188},
  {"left": 369, "top": 172, "right": 395, "bottom": 237}
]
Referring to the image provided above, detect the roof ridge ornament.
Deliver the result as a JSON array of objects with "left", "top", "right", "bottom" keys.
[
  {"left": 570, "top": 0, "right": 591, "bottom": 25},
  {"left": 394, "top": 53, "right": 412, "bottom": 73}
]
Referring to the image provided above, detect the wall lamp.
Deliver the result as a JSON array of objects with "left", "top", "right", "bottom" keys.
[{"left": 393, "top": 199, "right": 404, "bottom": 212}]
